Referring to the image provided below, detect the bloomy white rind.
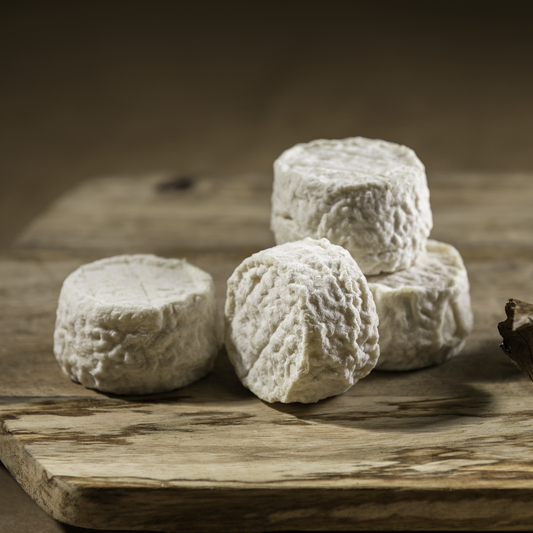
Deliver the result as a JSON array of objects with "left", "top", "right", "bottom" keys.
[
  {"left": 53, "top": 254, "right": 221, "bottom": 395},
  {"left": 224, "top": 238, "right": 380, "bottom": 403},
  {"left": 271, "top": 137, "right": 433, "bottom": 275},
  {"left": 367, "top": 240, "right": 474, "bottom": 371}
]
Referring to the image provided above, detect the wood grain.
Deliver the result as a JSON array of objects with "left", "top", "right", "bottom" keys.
[
  {"left": 13, "top": 172, "right": 533, "bottom": 259},
  {"left": 429, "top": 172, "right": 533, "bottom": 259},
  {"left": 2, "top": 173, "right": 533, "bottom": 531},
  {"left": 13, "top": 173, "right": 275, "bottom": 255}
]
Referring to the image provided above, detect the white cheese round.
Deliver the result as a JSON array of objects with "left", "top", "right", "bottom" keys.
[
  {"left": 224, "top": 238, "right": 380, "bottom": 403},
  {"left": 368, "top": 240, "right": 473, "bottom": 371},
  {"left": 271, "top": 137, "right": 433, "bottom": 275},
  {"left": 53, "top": 254, "right": 221, "bottom": 395}
]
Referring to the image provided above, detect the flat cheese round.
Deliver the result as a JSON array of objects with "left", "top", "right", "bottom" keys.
[
  {"left": 271, "top": 137, "right": 433, "bottom": 275},
  {"left": 54, "top": 254, "right": 221, "bottom": 395},
  {"left": 224, "top": 238, "right": 380, "bottom": 403},
  {"left": 368, "top": 240, "right": 473, "bottom": 371}
]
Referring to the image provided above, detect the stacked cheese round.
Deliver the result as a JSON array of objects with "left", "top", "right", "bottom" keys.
[
  {"left": 271, "top": 137, "right": 433, "bottom": 276},
  {"left": 367, "top": 240, "right": 473, "bottom": 371},
  {"left": 224, "top": 238, "right": 380, "bottom": 403},
  {"left": 54, "top": 254, "right": 221, "bottom": 395},
  {"left": 271, "top": 137, "right": 472, "bottom": 371}
]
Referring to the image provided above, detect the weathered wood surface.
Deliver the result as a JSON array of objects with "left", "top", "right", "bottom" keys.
[
  {"left": 14, "top": 172, "right": 533, "bottom": 259},
  {"left": 14, "top": 172, "right": 276, "bottom": 255},
  {"left": 2, "top": 172, "right": 533, "bottom": 531}
]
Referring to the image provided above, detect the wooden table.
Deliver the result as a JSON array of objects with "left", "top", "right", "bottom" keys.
[{"left": 1, "top": 171, "right": 533, "bottom": 531}]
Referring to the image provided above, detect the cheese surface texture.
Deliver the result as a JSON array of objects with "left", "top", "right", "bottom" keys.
[
  {"left": 225, "top": 238, "right": 380, "bottom": 403},
  {"left": 54, "top": 254, "right": 220, "bottom": 395},
  {"left": 271, "top": 137, "right": 433, "bottom": 275},
  {"left": 368, "top": 240, "right": 473, "bottom": 371}
]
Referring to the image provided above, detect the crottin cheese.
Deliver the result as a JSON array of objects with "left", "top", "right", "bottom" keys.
[
  {"left": 54, "top": 254, "right": 221, "bottom": 395},
  {"left": 271, "top": 137, "right": 433, "bottom": 275},
  {"left": 224, "top": 238, "right": 380, "bottom": 403},
  {"left": 368, "top": 240, "right": 473, "bottom": 371}
]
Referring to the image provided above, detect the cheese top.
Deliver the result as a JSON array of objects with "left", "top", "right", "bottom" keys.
[
  {"left": 369, "top": 240, "right": 465, "bottom": 291},
  {"left": 65, "top": 254, "right": 210, "bottom": 309},
  {"left": 275, "top": 137, "right": 425, "bottom": 182}
]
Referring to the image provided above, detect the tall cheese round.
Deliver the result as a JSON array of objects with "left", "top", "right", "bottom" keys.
[
  {"left": 53, "top": 254, "right": 221, "bottom": 395},
  {"left": 225, "top": 238, "right": 380, "bottom": 403},
  {"left": 368, "top": 240, "right": 473, "bottom": 371},
  {"left": 271, "top": 137, "right": 433, "bottom": 275}
]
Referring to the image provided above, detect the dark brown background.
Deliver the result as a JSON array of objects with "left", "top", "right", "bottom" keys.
[{"left": 1, "top": 1, "right": 533, "bottom": 531}]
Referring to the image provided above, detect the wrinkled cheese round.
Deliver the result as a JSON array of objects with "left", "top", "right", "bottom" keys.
[
  {"left": 368, "top": 240, "right": 473, "bottom": 371},
  {"left": 271, "top": 137, "right": 433, "bottom": 275},
  {"left": 54, "top": 254, "right": 221, "bottom": 395},
  {"left": 225, "top": 238, "right": 380, "bottom": 403}
]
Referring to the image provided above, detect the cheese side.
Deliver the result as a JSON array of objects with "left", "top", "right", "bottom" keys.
[
  {"left": 368, "top": 240, "right": 473, "bottom": 371},
  {"left": 271, "top": 137, "right": 433, "bottom": 275},
  {"left": 224, "top": 238, "right": 380, "bottom": 403},
  {"left": 53, "top": 254, "right": 221, "bottom": 395}
]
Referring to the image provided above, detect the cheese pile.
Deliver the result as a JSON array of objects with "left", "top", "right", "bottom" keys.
[
  {"left": 270, "top": 137, "right": 473, "bottom": 372},
  {"left": 53, "top": 136, "right": 473, "bottom": 402}
]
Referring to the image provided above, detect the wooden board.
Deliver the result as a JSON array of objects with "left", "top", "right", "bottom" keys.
[{"left": 2, "top": 172, "right": 533, "bottom": 531}]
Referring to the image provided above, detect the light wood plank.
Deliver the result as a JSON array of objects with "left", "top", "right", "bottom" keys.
[
  {"left": 14, "top": 173, "right": 275, "bottom": 254},
  {"left": 429, "top": 172, "right": 533, "bottom": 258},
  {"left": 14, "top": 172, "right": 533, "bottom": 259}
]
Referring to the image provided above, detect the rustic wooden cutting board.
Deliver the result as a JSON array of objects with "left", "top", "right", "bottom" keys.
[{"left": 2, "top": 172, "right": 533, "bottom": 531}]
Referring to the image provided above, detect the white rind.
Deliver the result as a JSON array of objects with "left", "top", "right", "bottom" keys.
[
  {"left": 224, "top": 238, "right": 380, "bottom": 403},
  {"left": 271, "top": 137, "right": 433, "bottom": 275},
  {"left": 53, "top": 254, "right": 221, "bottom": 395},
  {"left": 368, "top": 240, "right": 473, "bottom": 371}
]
